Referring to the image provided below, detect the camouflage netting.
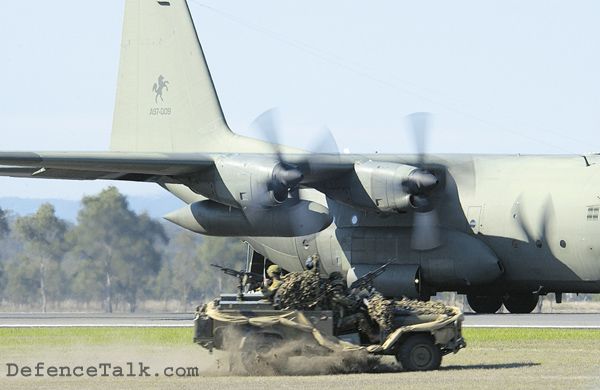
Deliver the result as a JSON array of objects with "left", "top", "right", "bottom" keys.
[
  {"left": 204, "top": 300, "right": 363, "bottom": 353},
  {"left": 366, "top": 292, "right": 457, "bottom": 332},
  {"left": 365, "top": 292, "right": 395, "bottom": 332},
  {"left": 394, "top": 297, "right": 456, "bottom": 316},
  {"left": 275, "top": 270, "right": 323, "bottom": 310}
]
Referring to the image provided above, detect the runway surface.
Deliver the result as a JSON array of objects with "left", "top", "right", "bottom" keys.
[
  {"left": 0, "top": 312, "right": 193, "bottom": 327},
  {"left": 0, "top": 312, "right": 599, "bottom": 328}
]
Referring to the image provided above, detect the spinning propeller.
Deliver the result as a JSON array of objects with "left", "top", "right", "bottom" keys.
[
  {"left": 251, "top": 108, "right": 304, "bottom": 203},
  {"left": 251, "top": 108, "right": 339, "bottom": 203},
  {"left": 404, "top": 112, "right": 442, "bottom": 251}
]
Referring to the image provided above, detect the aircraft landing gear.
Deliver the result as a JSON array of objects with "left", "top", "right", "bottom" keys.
[
  {"left": 466, "top": 294, "right": 503, "bottom": 314},
  {"left": 503, "top": 293, "right": 539, "bottom": 314}
]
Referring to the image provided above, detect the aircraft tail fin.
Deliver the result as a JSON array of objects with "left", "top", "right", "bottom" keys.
[{"left": 110, "top": 0, "right": 235, "bottom": 153}]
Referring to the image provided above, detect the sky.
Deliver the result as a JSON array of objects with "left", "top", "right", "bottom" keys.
[{"left": 1, "top": 0, "right": 600, "bottom": 199}]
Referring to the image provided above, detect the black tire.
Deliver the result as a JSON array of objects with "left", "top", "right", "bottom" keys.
[
  {"left": 503, "top": 293, "right": 539, "bottom": 314},
  {"left": 396, "top": 334, "right": 442, "bottom": 371},
  {"left": 467, "top": 294, "right": 503, "bottom": 314}
]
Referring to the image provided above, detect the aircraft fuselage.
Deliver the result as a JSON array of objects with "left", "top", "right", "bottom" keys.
[{"left": 236, "top": 153, "right": 600, "bottom": 298}]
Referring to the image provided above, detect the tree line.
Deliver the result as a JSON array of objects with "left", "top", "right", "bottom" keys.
[{"left": 0, "top": 187, "right": 246, "bottom": 312}]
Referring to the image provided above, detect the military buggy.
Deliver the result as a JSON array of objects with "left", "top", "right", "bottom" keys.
[{"left": 194, "top": 288, "right": 466, "bottom": 373}]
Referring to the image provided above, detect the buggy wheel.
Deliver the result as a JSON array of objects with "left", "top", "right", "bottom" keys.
[{"left": 396, "top": 334, "right": 442, "bottom": 371}]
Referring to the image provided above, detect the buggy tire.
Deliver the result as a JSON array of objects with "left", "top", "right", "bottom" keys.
[{"left": 396, "top": 334, "right": 442, "bottom": 371}]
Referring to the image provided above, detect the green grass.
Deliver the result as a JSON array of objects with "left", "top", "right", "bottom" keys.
[
  {"left": 463, "top": 327, "right": 600, "bottom": 342},
  {"left": 0, "top": 327, "right": 598, "bottom": 349},
  {"left": 0, "top": 327, "right": 192, "bottom": 348}
]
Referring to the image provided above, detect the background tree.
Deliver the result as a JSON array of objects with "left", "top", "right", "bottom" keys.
[
  {"left": 0, "top": 207, "right": 10, "bottom": 239},
  {"left": 169, "top": 231, "right": 203, "bottom": 311},
  {"left": 2, "top": 254, "right": 41, "bottom": 307},
  {"left": 61, "top": 249, "right": 105, "bottom": 308},
  {"left": 193, "top": 237, "right": 247, "bottom": 302},
  {"left": 154, "top": 260, "right": 175, "bottom": 310},
  {"left": 113, "top": 212, "right": 167, "bottom": 312},
  {"left": 14, "top": 204, "right": 68, "bottom": 312},
  {"left": 71, "top": 187, "right": 166, "bottom": 312}
]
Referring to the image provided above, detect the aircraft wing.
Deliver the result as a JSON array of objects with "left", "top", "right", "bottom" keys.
[
  {"left": 0, "top": 151, "right": 356, "bottom": 184},
  {"left": 0, "top": 152, "right": 216, "bottom": 183}
]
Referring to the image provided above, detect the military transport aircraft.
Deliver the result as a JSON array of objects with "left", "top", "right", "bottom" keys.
[{"left": 1, "top": 0, "right": 599, "bottom": 314}]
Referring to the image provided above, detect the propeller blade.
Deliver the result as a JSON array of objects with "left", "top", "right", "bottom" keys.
[
  {"left": 405, "top": 112, "right": 442, "bottom": 250},
  {"left": 250, "top": 108, "right": 284, "bottom": 160},
  {"left": 250, "top": 108, "right": 313, "bottom": 205},
  {"left": 540, "top": 195, "right": 555, "bottom": 243},
  {"left": 406, "top": 112, "right": 430, "bottom": 165},
  {"left": 513, "top": 194, "right": 555, "bottom": 247},
  {"left": 309, "top": 125, "right": 340, "bottom": 155},
  {"left": 411, "top": 209, "right": 441, "bottom": 251}
]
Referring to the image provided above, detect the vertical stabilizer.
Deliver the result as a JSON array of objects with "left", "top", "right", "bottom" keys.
[{"left": 111, "top": 0, "right": 234, "bottom": 152}]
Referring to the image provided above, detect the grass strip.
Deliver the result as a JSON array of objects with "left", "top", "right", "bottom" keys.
[
  {"left": 0, "top": 327, "right": 192, "bottom": 347},
  {"left": 463, "top": 327, "right": 600, "bottom": 342},
  {"left": 0, "top": 327, "right": 598, "bottom": 348}
]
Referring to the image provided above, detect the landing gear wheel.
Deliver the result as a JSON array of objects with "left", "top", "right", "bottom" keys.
[
  {"left": 396, "top": 334, "right": 442, "bottom": 371},
  {"left": 467, "top": 294, "right": 503, "bottom": 314},
  {"left": 503, "top": 293, "right": 539, "bottom": 314}
]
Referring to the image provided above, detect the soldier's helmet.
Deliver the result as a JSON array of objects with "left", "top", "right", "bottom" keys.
[
  {"left": 267, "top": 264, "right": 282, "bottom": 277},
  {"left": 305, "top": 254, "right": 320, "bottom": 270}
]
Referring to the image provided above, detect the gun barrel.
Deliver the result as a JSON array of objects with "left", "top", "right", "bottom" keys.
[
  {"left": 350, "top": 261, "right": 391, "bottom": 289},
  {"left": 210, "top": 264, "right": 263, "bottom": 282}
]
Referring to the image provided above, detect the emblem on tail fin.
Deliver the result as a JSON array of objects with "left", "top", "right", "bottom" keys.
[{"left": 152, "top": 75, "right": 169, "bottom": 103}]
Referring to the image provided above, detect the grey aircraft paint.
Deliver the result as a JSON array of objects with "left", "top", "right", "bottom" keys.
[{"left": 0, "top": 0, "right": 598, "bottom": 313}]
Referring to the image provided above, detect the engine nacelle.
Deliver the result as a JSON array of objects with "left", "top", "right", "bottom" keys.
[
  {"left": 164, "top": 199, "right": 332, "bottom": 237},
  {"left": 350, "top": 161, "right": 421, "bottom": 212},
  {"left": 186, "top": 156, "right": 302, "bottom": 209}
]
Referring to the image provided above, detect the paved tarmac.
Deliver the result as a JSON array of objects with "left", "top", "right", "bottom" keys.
[
  {"left": 0, "top": 312, "right": 599, "bottom": 328},
  {"left": 0, "top": 312, "right": 194, "bottom": 327}
]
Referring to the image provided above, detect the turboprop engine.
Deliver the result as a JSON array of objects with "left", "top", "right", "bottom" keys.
[
  {"left": 351, "top": 161, "right": 439, "bottom": 212},
  {"left": 185, "top": 155, "right": 304, "bottom": 209}
]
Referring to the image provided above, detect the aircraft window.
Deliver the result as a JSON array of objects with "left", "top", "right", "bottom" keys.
[
  {"left": 560, "top": 240, "right": 567, "bottom": 248},
  {"left": 586, "top": 207, "right": 599, "bottom": 221},
  {"left": 157, "top": 1, "right": 171, "bottom": 6}
]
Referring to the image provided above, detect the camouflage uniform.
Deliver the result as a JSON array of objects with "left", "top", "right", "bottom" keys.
[
  {"left": 261, "top": 264, "right": 283, "bottom": 300},
  {"left": 325, "top": 272, "right": 378, "bottom": 342}
]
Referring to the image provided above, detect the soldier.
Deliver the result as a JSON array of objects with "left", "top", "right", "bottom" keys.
[
  {"left": 326, "top": 272, "right": 355, "bottom": 308},
  {"left": 327, "top": 272, "right": 379, "bottom": 343},
  {"left": 261, "top": 264, "right": 283, "bottom": 300},
  {"left": 305, "top": 254, "right": 320, "bottom": 273}
]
